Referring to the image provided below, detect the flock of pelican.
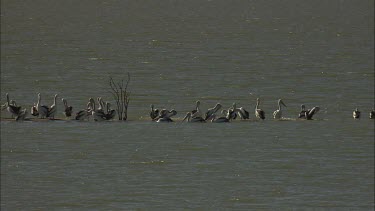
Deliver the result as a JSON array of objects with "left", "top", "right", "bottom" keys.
[{"left": 1, "top": 93, "right": 375, "bottom": 122}]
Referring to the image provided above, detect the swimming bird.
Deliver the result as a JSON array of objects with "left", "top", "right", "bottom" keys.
[
  {"left": 370, "top": 109, "right": 375, "bottom": 119},
  {"left": 353, "top": 108, "right": 360, "bottom": 119},
  {"left": 62, "top": 98, "right": 73, "bottom": 118},
  {"left": 273, "top": 99, "right": 287, "bottom": 119},
  {"left": 5, "top": 93, "right": 21, "bottom": 118},
  {"left": 298, "top": 104, "right": 307, "bottom": 118},
  {"left": 15, "top": 108, "right": 28, "bottom": 121},
  {"left": 47, "top": 94, "right": 58, "bottom": 119},
  {"left": 305, "top": 106, "right": 320, "bottom": 120},
  {"left": 150, "top": 104, "right": 159, "bottom": 120},
  {"left": 36, "top": 93, "right": 49, "bottom": 119},
  {"left": 204, "top": 103, "right": 222, "bottom": 120},
  {"left": 255, "top": 98, "right": 265, "bottom": 120},
  {"left": 182, "top": 112, "right": 206, "bottom": 122}
]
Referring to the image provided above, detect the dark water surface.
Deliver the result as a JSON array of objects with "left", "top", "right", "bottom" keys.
[{"left": 1, "top": 0, "right": 374, "bottom": 210}]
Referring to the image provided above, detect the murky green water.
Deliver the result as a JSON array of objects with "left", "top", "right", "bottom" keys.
[{"left": 1, "top": 0, "right": 374, "bottom": 210}]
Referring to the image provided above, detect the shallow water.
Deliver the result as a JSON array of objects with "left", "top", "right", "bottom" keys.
[{"left": 1, "top": 0, "right": 374, "bottom": 210}]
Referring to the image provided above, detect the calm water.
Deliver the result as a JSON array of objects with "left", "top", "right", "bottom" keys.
[{"left": 1, "top": 0, "right": 374, "bottom": 210}]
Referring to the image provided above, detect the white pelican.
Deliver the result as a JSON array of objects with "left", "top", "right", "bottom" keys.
[
  {"left": 204, "top": 103, "right": 222, "bottom": 120},
  {"left": 352, "top": 108, "right": 360, "bottom": 119},
  {"left": 62, "top": 98, "right": 73, "bottom": 118},
  {"left": 182, "top": 112, "right": 206, "bottom": 122},
  {"left": 273, "top": 99, "right": 287, "bottom": 119},
  {"left": 298, "top": 104, "right": 307, "bottom": 118},
  {"left": 16, "top": 109, "right": 28, "bottom": 121},
  {"left": 150, "top": 104, "right": 159, "bottom": 120},
  {"left": 37, "top": 93, "right": 49, "bottom": 119},
  {"left": 191, "top": 100, "right": 202, "bottom": 118},
  {"left": 255, "top": 98, "right": 265, "bottom": 120},
  {"left": 47, "top": 94, "right": 58, "bottom": 119},
  {"left": 5, "top": 93, "right": 21, "bottom": 118},
  {"left": 209, "top": 114, "right": 229, "bottom": 123},
  {"left": 370, "top": 109, "right": 375, "bottom": 119},
  {"left": 305, "top": 106, "right": 320, "bottom": 120}
]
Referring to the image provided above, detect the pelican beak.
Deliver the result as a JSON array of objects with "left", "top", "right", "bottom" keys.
[{"left": 281, "top": 100, "right": 287, "bottom": 107}]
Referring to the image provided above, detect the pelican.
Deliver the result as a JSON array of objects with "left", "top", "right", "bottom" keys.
[
  {"left": 15, "top": 108, "right": 28, "bottom": 121},
  {"left": 353, "top": 108, "right": 360, "bottom": 119},
  {"left": 104, "top": 102, "right": 116, "bottom": 120},
  {"left": 182, "top": 112, "right": 206, "bottom": 122},
  {"left": 75, "top": 99, "right": 93, "bottom": 120},
  {"left": 46, "top": 94, "right": 58, "bottom": 119},
  {"left": 5, "top": 93, "right": 21, "bottom": 118},
  {"left": 273, "top": 99, "right": 287, "bottom": 119},
  {"left": 31, "top": 103, "right": 39, "bottom": 116},
  {"left": 204, "top": 103, "right": 222, "bottom": 120},
  {"left": 305, "top": 106, "right": 320, "bottom": 120},
  {"left": 89, "top": 98, "right": 106, "bottom": 121},
  {"left": 222, "top": 109, "right": 236, "bottom": 121},
  {"left": 153, "top": 109, "right": 177, "bottom": 122},
  {"left": 150, "top": 104, "right": 159, "bottom": 120},
  {"left": 191, "top": 100, "right": 202, "bottom": 118},
  {"left": 37, "top": 93, "right": 49, "bottom": 119},
  {"left": 370, "top": 109, "right": 375, "bottom": 119},
  {"left": 62, "top": 98, "right": 73, "bottom": 118},
  {"left": 235, "top": 107, "right": 250, "bottom": 120},
  {"left": 255, "top": 98, "right": 265, "bottom": 120},
  {"left": 298, "top": 104, "right": 307, "bottom": 118},
  {"left": 209, "top": 114, "right": 230, "bottom": 123}
]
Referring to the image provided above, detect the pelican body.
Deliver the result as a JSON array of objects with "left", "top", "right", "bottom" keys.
[
  {"left": 255, "top": 98, "right": 265, "bottom": 120},
  {"left": 273, "top": 99, "right": 287, "bottom": 119},
  {"left": 305, "top": 106, "right": 320, "bottom": 120},
  {"left": 182, "top": 112, "right": 206, "bottom": 122},
  {"left": 353, "top": 108, "right": 360, "bottom": 119},
  {"left": 204, "top": 103, "right": 222, "bottom": 120},
  {"left": 5, "top": 93, "right": 21, "bottom": 118},
  {"left": 370, "top": 109, "right": 375, "bottom": 119},
  {"left": 62, "top": 98, "right": 73, "bottom": 118}
]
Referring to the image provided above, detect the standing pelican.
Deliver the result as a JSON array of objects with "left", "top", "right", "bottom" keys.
[
  {"left": 31, "top": 103, "right": 39, "bottom": 116},
  {"left": 370, "top": 109, "right": 375, "bottom": 119},
  {"left": 298, "top": 104, "right": 307, "bottom": 118},
  {"left": 353, "top": 108, "right": 360, "bottom": 119},
  {"left": 182, "top": 112, "right": 206, "bottom": 122},
  {"left": 31, "top": 94, "right": 40, "bottom": 117},
  {"left": 16, "top": 109, "right": 28, "bottom": 121},
  {"left": 37, "top": 93, "right": 49, "bottom": 119},
  {"left": 273, "top": 99, "right": 287, "bottom": 119},
  {"left": 255, "top": 98, "right": 265, "bottom": 120},
  {"left": 204, "top": 103, "right": 222, "bottom": 120},
  {"left": 150, "top": 104, "right": 159, "bottom": 120},
  {"left": 305, "top": 106, "right": 320, "bottom": 120},
  {"left": 191, "top": 100, "right": 202, "bottom": 118},
  {"left": 47, "top": 94, "right": 58, "bottom": 119},
  {"left": 5, "top": 93, "right": 21, "bottom": 118},
  {"left": 62, "top": 98, "right": 73, "bottom": 118},
  {"left": 89, "top": 98, "right": 106, "bottom": 121},
  {"left": 104, "top": 102, "right": 116, "bottom": 120}
]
